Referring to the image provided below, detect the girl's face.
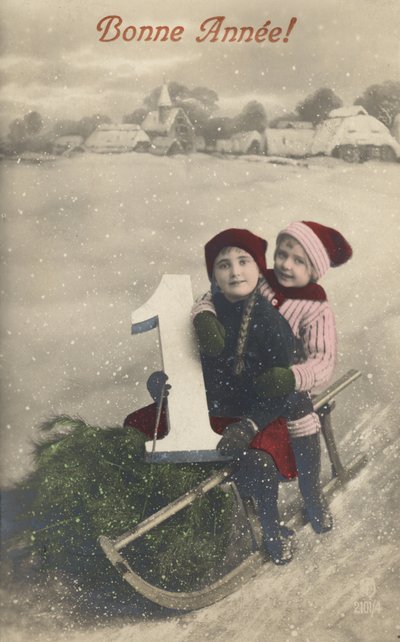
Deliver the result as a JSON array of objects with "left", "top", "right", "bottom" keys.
[
  {"left": 274, "top": 235, "right": 315, "bottom": 287},
  {"left": 214, "top": 247, "right": 260, "bottom": 302}
]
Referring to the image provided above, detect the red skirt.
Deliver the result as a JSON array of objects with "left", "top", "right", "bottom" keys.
[
  {"left": 123, "top": 405, "right": 297, "bottom": 479},
  {"left": 251, "top": 417, "right": 297, "bottom": 479}
]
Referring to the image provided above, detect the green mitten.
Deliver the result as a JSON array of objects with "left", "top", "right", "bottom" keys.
[
  {"left": 254, "top": 367, "right": 295, "bottom": 398},
  {"left": 193, "top": 312, "right": 226, "bottom": 357}
]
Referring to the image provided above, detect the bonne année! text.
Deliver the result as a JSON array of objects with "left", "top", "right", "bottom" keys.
[{"left": 97, "top": 15, "right": 298, "bottom": 44}]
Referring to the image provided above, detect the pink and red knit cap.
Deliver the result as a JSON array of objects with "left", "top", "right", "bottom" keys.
[
  {"left": 204, "top": 228, "right": 268, "bottom": 281},
  {"left": 277, "top": 221, "right": 353, "bottom": 279}
]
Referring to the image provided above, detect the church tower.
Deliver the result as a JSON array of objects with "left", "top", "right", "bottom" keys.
[{"left": 158, "top": 80, "right": 172, "bottom": 125}]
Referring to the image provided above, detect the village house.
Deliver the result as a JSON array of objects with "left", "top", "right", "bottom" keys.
[
  {"left": 84, "top": 123, "right": 150, "bottom": 153},
  {"left": 311, "top": 106, "right": 400, "bottom": 162},
  {"left": 141, "top": 82, "right": 196, "bottom": 154},
  {"left": 215, "top": 130, "right": 265, "bottom": 155},
  {"left": 53, "top": 135, "right": 84, "bottom": 155}
]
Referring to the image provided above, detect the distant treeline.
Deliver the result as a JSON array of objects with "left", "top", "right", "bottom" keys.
[{"left": 2, "top": 80, "right": 399, "bottom": 155}]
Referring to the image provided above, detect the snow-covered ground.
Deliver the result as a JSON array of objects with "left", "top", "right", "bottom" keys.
[{"left": 1, "top": 153, "right": 399, "bottom": 641}]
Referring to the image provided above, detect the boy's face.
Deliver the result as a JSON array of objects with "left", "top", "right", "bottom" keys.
[
  {"left": 274, "top": 236, "right": 314, "bottom": 287},
  {"left": 214, "top": 247, "right": 260, "bottom": 302}
]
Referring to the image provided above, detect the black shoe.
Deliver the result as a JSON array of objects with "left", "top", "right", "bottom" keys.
[
  {"left": 305, "top": 501, "right": 333, "bottom": 534},
  {"left": 279, "top": 524, "right": 296, "bottom": 539},
  {"left": 264, "top": 535, "right": 295, "bottom": 565}
]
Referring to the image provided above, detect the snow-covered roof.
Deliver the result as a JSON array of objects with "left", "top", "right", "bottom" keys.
[
  {"left": 142, "top": 107, "right": 186, "bottom": 134},
  {"left": 54, "top": 135, "right": 83, "bottom": 146},
  {"left": 275, "top": 120, "right": 314, "bottom": 129},
  {"left": 96, "top": 123, "right": 142, "bottom": 132},
  {"left": 311, "top": 112, "right": 400, "bottom": 155},
  {"left": 85, "top": 127, "right": 150, "bottom": 151},
  {"left": 328, "top": 106, "right": 367, "bottom": 119}
]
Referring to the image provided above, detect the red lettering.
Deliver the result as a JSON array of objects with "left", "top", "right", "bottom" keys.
[
  {"left": 255, "top": 21, "right": 270, "bottom": 43},
  {"left": 137, "top": 26, "right": 154, "bottom": 42},
  {"left": 123, "top": 26, "right": 137, "bottom": 41},
  {"left": 97, "top": 16, "right": 185, "bottom": 43},
  {"left": 283, "top": 18, "right": 297, "bottom": 43},
  {"left": 196, "top": 16, "right": 225, "bottom": 43},
  {"left": 153, "top": 26, "right": 170, "bottom": 42},
  {"left": 237, "top": 27, "right": 254, "bottom": 43},
  {"left": 170, "top": 26, "right": 184, "bottom": 42},
  {"left": 97, "top": 15, "right": 122, "bottom": 42},
  {"left": 222, "top": 27, "right": 238, "bottom": 42},
  {"left": 268, "top": 27, "right": 282, "bottom": 43}
]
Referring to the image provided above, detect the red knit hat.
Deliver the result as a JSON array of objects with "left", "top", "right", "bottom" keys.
[
  {"left": 204, "top": 228, "right": 268, "bottom": 280},
  {"left": 277, "top": 221, "right": 353, "bottom": 279}
]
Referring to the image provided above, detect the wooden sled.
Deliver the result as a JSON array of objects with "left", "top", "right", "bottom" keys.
[{"left": 99, "top": 369, "right": 367, "bottom": 611}]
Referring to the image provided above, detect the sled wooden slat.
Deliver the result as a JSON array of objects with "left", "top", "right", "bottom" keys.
[
  {"left": 113, "top": 465, "right": 234, "bottom": 551},
  {"left": 313, "top": 369, "right": 362, "bottom": 411}
]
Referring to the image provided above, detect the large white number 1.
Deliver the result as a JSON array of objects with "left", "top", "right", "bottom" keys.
[{"left": 131, "top": 275, "right": 221, "bottom": 461}]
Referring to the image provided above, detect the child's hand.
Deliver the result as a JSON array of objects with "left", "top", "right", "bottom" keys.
[
  {"left": 193, "top": 312, "right": 226, "bottom": 357},
  {"left": 146, "top": 371, "right": 171, "bottom": 403},
  {"left": 254, "top": 367, "right": 295, "bottom": 398}
]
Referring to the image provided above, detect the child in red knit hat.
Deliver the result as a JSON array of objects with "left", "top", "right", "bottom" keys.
[
  {"left": 193, "top": 221, "right": 352, "bottom": 539},
  {"left": 194, "top": 227, "right": 322, "bottom": 565}
]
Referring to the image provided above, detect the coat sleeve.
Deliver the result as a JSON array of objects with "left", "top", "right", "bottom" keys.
[{"left": 291, "top": 302, "right": 337, "bottom": 393}]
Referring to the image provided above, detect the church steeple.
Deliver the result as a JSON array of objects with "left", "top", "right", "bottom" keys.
[{"left": 158, "top": 79, "right": 172, "bottom": 124}]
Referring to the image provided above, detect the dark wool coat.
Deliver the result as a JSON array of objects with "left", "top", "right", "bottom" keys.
[{"left": 201, "top": 291, "right": 296, "bottom": 426}]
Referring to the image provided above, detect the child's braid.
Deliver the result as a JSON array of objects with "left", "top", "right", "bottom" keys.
[{"left": 233, "top": 285, "right": 259, "bottom": 375}]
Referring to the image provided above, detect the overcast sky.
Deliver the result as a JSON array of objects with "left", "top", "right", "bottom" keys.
[{"left": 0, "top": 0, "right": 399, "bottom": 134}]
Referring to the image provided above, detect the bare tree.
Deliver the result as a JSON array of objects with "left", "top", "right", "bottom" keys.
[{"left": 355, "top": 81, "right": 400, "bottom": 128}]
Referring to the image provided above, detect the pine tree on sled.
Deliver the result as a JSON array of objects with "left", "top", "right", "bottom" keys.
[{"left": 4, "top": 275, "right": 367, "bottom": 612}]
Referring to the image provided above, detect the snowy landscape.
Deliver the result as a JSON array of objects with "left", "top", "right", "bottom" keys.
[{"left": 1, "top": 152, "right": 399, "bottom": 641}]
